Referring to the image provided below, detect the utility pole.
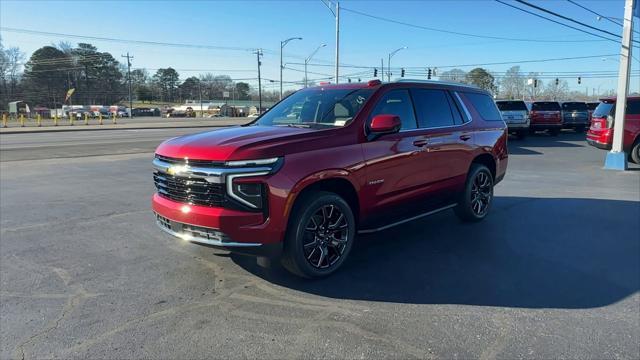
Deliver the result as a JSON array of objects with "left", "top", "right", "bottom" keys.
[
  {"left": 335, "top": 0, "right": 340, "bottom": 84},
  {"left": 255, "top": 49, "right": 263, "bottom": 114},
  {"left": 121, "top": 52, "right": 134, "bottom": 117},
  {"left": 605, "top": 0, "right": 635, "bottom": 170},
  {"left": 381, "top": 58, "right": 384, "bottom": 80}
]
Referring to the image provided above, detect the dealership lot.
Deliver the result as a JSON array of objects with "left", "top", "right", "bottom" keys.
[{"left": 1, "top": 129, "right": 638, "bottom": 359}]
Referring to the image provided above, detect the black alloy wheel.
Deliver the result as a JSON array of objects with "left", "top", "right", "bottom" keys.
[{"left": 281, "top": 191, "right": 355, "bottom": 278}]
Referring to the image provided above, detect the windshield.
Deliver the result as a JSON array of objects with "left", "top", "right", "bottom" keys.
[
  {"left": 496, "top": 101, "right": 528, "bottom": 111},
  {"left": 593, "top": 102, "right": 614, "bottom": 118},
  {"left": 562, "top": 102, "right": 588, "bottom": 111},
  {"left": 532, "top": 102, "right": 561, "bottom": 111},
  {"left": 254, "top": 88, "right": 374, "bottom": 129}
]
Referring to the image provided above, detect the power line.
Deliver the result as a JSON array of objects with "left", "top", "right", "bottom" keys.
[
  {"left": 566, "top": 0, "right": 640, "bottom": 36},
  {"left": 566, "top": 0, "right": 622, "bottom": 26},
  {"left": 0, "top": 27, "right": 258, "bottom": 52},
  {"left": 495, "top": 0, "right": 629, "bottom": 44},
  {"left": 341, "top": 6, "right": 606, "bottom": 43},
  {"left": 513, "top": 0, "right": 638, "bottom": 44}
]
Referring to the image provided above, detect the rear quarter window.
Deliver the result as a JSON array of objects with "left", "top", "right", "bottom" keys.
[{"left": 463, "top": 92, "right": 503, "bottom": 121}]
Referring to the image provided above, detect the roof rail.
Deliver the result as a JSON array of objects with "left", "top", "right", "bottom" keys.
[{"left": 395, "top": 79, "right": 480, "bottom": 90}]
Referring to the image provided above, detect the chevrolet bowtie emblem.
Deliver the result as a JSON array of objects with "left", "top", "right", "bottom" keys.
[{"left": 166, "top": 165, "right": 188, "bottom": 176}]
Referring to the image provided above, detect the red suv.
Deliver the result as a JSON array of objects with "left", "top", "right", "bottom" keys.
[
  {"left": 587, "top": 96, "right": 640, "bottom": 164},
  {"left": 152, "top": 80, "right": 508, "bottom": 277},
  {"left": 529, "top": 101, "right": 563, "bottom": 135}
]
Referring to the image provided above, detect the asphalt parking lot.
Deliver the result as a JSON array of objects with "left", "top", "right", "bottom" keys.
[{"left": 1, "top": 129, "right": 639, "bottom": 359}]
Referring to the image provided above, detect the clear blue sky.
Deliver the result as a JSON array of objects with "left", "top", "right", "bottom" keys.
[{"left": 1, "top": 0, "right": 638, "bottom": 94}]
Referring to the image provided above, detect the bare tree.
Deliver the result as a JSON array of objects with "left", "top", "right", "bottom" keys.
[
  {"left": 500, "top": 66, "right": 526, "bottom": 100},
  {"left": 543, "top": 79, "right": 570, "bottom": 101}
]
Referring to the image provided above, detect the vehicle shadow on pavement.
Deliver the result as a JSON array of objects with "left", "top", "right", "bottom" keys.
[{"left": 233, "top": 196, "right": 639, "bottom": 309}]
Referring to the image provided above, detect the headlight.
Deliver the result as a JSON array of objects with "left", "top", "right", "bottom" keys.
[
  {"left": 225, "top": 158, "right": 279, "bottom": 167},
  {"left": 227, "top": 173, "right": 268, "bottom": 209}
]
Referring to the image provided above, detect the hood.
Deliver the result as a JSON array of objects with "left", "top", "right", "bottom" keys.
[{"left": 155, "top": 125, "right": 321, "bottom": 161}]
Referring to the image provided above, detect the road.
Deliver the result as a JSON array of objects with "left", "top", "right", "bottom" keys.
[{"left": 1, "top": 128, "right": 639, "bottom": 359}]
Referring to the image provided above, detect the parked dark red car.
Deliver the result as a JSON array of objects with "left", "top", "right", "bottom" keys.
[
  {"left": 587, "top": 96, "right": 640, "bottom": 164},
  {"left": 529, "top": 101, "right": 562, "bottom": 135},
  {"left": 152, "top": 80, "right": 508, "bottom": 277}
]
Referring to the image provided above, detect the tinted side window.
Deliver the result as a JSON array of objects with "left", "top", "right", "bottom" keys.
[
  {"left": 448, "top": 92, "right": 467, "bottom": 125},
  {"left": 464, "top": 92, "right": 503, "bottom": 121},
  {"left": 410, "top": 89, "right": 456, "bottom": 128},
  {"left": 627, "top": 100, "right": 640, "bottom": 115},
  {"left": 369, "top": 89, "right": 417, "bottom": 130}
]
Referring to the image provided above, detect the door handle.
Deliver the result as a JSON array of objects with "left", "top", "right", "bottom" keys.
[
  {"left": 459, "top": 134, "right": 471, "bottom": 141},
  {"left": 413, "top": 139, "right": 429, "bottom": 147}
]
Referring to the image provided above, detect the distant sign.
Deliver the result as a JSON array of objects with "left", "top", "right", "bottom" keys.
[{"left": 223, "top": 91, "right": 230, "bottom": 98}]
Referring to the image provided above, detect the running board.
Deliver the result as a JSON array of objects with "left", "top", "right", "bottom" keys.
[{"left": 358, "top": 203, "right": 458, "bottom": 234}]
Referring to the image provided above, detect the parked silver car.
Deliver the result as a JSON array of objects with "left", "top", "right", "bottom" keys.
[{"left": 495, "top": 100, "right": 530, "bottom": 139}]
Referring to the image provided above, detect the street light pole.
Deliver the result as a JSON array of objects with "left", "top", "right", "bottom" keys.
[
  {"left": 280, "top": 37, "right": 302, "bottom": 100},
  {"left": 305, "top": 44, "right": 326, "bottom": 88},
  {"left": 604, "top": 0, "right": 635, "bottom": 170},
  {"left": 321, "top": 0, "right": 339, "bottom": 84},
  {"left": 255, "top": 49, "right": 263, "bottom": 114},
  {"left": 387, "top": 46, "right": 407, "bottom": 82}
]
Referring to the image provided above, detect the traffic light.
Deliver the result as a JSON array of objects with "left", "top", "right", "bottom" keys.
[
  {"left": 373, "top": 68, "right": 378, "bottom": 77},
  {"left": 534, "top": 79, "right": 538, "bottom": 88},
  {"left": 555, "top": 78, "right": 559, "bottom": 86},
  {"left": 578, "top": 76, "right": 581, "bottom": 84},
  {"left": 427, "top": 68, "right": 432, "bottom": 79},
  {"left": 348, "top": 78, "right": 351, "bottom": 83},
  {"left": 401, "top": 68, "right": 405, "bottom": 77}
]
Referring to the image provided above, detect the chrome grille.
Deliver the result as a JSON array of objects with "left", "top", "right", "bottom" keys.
[{"left": 153, "top": 171, "right": 226, "bottom": 207}]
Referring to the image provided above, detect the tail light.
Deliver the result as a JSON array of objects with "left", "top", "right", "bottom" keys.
[{"left": 605, "top": 115, "right": 614, "bottom": 129}]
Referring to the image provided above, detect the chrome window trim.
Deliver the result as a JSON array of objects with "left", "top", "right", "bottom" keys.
[{"left": 226, "top": 172, "right": 270, "bottom": 209}]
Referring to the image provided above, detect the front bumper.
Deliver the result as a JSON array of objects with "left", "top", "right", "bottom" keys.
[{"left": 154, "top": 211, "right": 282, "bottom": 256}]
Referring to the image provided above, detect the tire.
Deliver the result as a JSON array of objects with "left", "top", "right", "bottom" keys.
[
  {"left": 549, "top": 128, "right": 560, "bottom": 136},
  {"left": 630, "top": 139, "right": 640, "bottom": 164},
  {"left": 529, "top": 129, "right": 536, "bottom": 135},
  {"left": 516, "top": 131, "right": 527, "bottom": 140},
  {"left": 454, "top": 164, "right": 494, "bottom": 222},
  {"left": 281, "top": 191, "right": 356, "bottom": 278}
]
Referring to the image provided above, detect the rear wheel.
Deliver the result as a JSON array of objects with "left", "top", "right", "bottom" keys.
[
  {"left": 630, "top": 139, "right": 640, "bottom": 164},
  {"left": 281, "top": 191, "right": 355, "bottom": 278},
  {"left": 454, "top": 164, "right": 494, "bottom": 222}
]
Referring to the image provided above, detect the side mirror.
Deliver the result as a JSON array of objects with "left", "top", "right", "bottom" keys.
[{"left": 370, "top": 114, "right": 401, "bottom": 135}]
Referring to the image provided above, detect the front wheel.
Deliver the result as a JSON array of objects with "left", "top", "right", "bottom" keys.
[
  {"left": 455, "top": 164, "right": 494, "bottom": 222},
  {"left": 281, "top": 191, "right": 355, "bottom": 278}
]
